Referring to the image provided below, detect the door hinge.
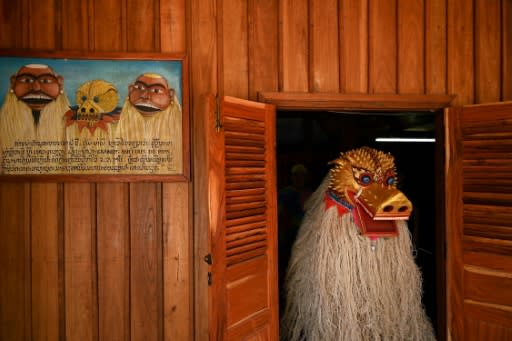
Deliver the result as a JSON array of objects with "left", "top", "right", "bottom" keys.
[{"left": 215, "top": 95, "right": 223, "bottom": 133}]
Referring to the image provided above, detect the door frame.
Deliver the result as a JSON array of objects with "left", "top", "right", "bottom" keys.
[{"left": 259, "top": 91, "right": 455, "bottom": 341}]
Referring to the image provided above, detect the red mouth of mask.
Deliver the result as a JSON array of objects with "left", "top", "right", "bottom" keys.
[
  {"left": 347, "top": 191, "right": 400, "bottom": 239},
  {"left": 325, "top": 189, "right": 411, "bottom": 240}
]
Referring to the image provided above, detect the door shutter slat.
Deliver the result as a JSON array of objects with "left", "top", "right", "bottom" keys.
[
  {"left": 447, "top": 102, "right": 512, "bottom": 340},
  {"left": 464, "top": 224, "right": 512, "bottom": 240},
  {"left": 224, "top": 111, "right": 268, "bottom": 265},
  {"left": 226, "top": 214, "right": 266, "bottom": 227},
  {"left": 226, "top": 194, "right": 266, "bottom": 204},
  {"left": 226, "top": 227, "right": 267, "bottom": 242},
  {"left": 226, "top": 160, "right": 266, "bottom": 168},
  {"left": 226, "top": 207, "right": 267, "bottom": 220},
  {"left": 463, "top": 192, "right": 512, "bottom": 206},
  {"left": 208, "top": 96, "right": 278, "bottom": 340}
]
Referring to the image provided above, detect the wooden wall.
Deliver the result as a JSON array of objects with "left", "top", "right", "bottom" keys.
[{"left": 0, "top": 0, "right": 511, "bottom": 340}]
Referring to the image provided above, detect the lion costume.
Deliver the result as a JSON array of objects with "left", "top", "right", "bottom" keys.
[{"left": 281, "top": 147, "right": 435, "bottom": 341}]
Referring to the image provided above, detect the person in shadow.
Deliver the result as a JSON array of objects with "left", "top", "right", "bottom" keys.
[{"left": 277, "top": 163, "right": 313, "bottom": 316}]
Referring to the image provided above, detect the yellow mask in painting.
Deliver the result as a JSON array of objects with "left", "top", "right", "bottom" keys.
[{"left": 75, "top": 80, "right": 119, "bottom": 126}]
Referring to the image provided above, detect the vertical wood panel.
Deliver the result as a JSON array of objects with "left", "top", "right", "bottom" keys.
[
  {"left": 130, "top": 183, "right": 163, "bottom": 341},
  {"left": 220, "top": 0, "right": 249, "bottom": 97},
  {"left": 309, "top": 0, "right": 339, "bottom": 92},
  {"left": 163, "top": 183, "right": 192, "bottom": 341},
  {"left": 398, "top": 0, "right": 424, "bottom": 93},
  {"left": 0, "top": 2, "right": 26, "bottom": 48},
  {"left": 93, "top": 0, "right": 125, "bottom": 51},
  {"left": 475, "top": 0, "right": 501, "bottom": 103},
  {"left": 160, "top": 0, "right": 187, "bottom": 53},
  {"left": 61, "top": 0, "right": 90, "bottom": 50},
  {"left": 425, "top": 0, "right": 447, "bottom": 94},
  {"left": 160, "top": 1, "right": 192, "bottom": 339},
  {"left": 31, "top": 183, "right": 60, "bottom": 341},
  {"left": 448, "top": 0, "right": 474, "bottom": 105},
  {"left": 127, "top": 0, "right": 158, "bottom": 51},
  {"left": 97, "top": 184, "right": 130, "bottom": 341},
  {"left": 189, "top": 0, "right": 218, "bottom": 339},
  {"left": 369, "top": 0, "right": 397, "bottom": 93},
  {"left": 279, "top": 0, "right": 309, "bottom": 91},
  {"left": 339, "top": 0, "right": 369, "bottom": 93},
  {"left": 248, "top": 0, "right": 279, "bottom": 100},
  {"left": 28, "top": 0, "right": 56, "bottom": 48},
  {"left": 64, "top": 183, "right": 96, "bottom": 341},
  {"left": 504, "top": 0, "right": 512, "bottom": 101},
  {"left": 0, "top": 183, "right": 30, "bottom": 341},
  {"left": 445, "top": 107, "right": 465, "bottom": 340}
]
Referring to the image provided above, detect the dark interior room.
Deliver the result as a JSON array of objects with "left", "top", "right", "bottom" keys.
[{"left": 276, "top": 110, "right": 439, "bottom": 333}]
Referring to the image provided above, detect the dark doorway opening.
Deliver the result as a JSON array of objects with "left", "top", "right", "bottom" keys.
[{"left": 276, "top": 110, "right": 440, "bottom": 335}]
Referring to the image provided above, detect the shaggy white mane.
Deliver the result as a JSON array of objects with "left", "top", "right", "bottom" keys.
[{"left": 281, "top": 176, "right": 436, "bottom": 341}]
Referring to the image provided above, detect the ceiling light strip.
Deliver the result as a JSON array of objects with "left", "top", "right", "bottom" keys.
[{"left": 375, "top": 138, "right": 436, "bottom": 143}]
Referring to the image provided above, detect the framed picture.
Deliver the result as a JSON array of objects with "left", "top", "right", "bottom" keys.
[{"left": 0, "top": 50, "right": 189, "bottom": 181}]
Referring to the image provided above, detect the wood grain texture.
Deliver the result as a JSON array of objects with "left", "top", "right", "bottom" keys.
[
  {"left": 259, "top": 92, "right": 454, "bottom": 111},
  {"left": 369, "top": 0, "right": 397, "bottom": 93},
  {"left": 92, "top": 0, "right": 125, "bottom": 51},
  {"left": 339, "top": 0, "right": 369, "bottom": 93},
  {"left": 61, "top": 0, "right": 90, "bottom": 50},
  {"left": 208, "top": 96, "right": 228, "bottom": 341},
  {"left": 64, "top": 183, "right": 96, "bottom": 341},
  {"left": 189, "top": 0, "right": 218, "bottom": 339},
  {"left": 127, "top": 0, "right": 158, "bottom": 51},
  {"left": 465, "top": 300, "right": 512, "bottom": 329},
  {"left": 130, "top": 183, "right": 163, "bottom": 341},
  {"left": 464, "top": 266, "right": 512, "bottom": 307},
  {"left": 163, "top": 182, "right": 192, "bottom": 341},
  {"left": 398, "top": 0, "right": 424, "bottom": 93},
  {"left": 31, "top": 183, "right": 60, "bottom": 341},
  {"left": 0, "top": 1, "right": 26, "bottom": 48},
  {"left": 220, "top": 0, "right": 249, "bottom": 98},
  {"left": 426, "top": 0, "right": 447, "bottom": 94},
  {"left": 248, "top": 0, "right": 279, "bottom": 100},
  {"left": 27, "top": 0, "right": 56, "bottom": 48},
  {"left": 445, "top": 106, "right": 465, "bottom": 340},
  {"left": 448, "top": 0, "right": 474, "bottom": 105},
  {"left": 475, "top": 0, "right": 501, "bottom": 103},
  {"left": 212, "top": 97, "right": 278, "bottom": 341},
  {"left": 464, "top": 312, "right": 512, "bottom": 341},
  {"left": 504, "top": 0, "right": 512, "bottom": 101},
  {"left": 279, "top": 0, "right": 309, "bottom": 91},
  {"left": 448, "top": 102, "right": 512, "bottom": 340},
  {"left": 309, "top": 0, "right": 339, "bottom": 92},
  {"left": 0, "top": 183, "right": 30, "bottom": 341},
  {"left": 160, "top": 1, "right": 191, "bottom": 340},
  {"left": 97, "top": 183, "right": 130, "bottom": 341},
  {"left": 160, "top": 0, "right": 186, "bottom": 53}
]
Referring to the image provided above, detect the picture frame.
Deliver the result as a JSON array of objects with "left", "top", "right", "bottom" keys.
[{"left": 0, "top": 50, "right": 189, "bottom": 182}]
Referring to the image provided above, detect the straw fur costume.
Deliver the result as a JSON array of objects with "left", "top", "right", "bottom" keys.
[{"left": 281, "top": 147, "right": 435, "bottom": 341}]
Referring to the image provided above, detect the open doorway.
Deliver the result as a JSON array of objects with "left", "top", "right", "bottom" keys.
[{"left": 276, "top": 110, "right": 440, "bottom": 335}]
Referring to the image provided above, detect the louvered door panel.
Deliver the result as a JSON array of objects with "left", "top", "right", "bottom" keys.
[
  {"left": 225, "top": 116, "right": 268, "bottom": 266},
  {"left": 446, "top": 102, "right": 512, "bottom": 340},
  {"left": 208, "top": 96, "right": 278, "bottom": 341}
]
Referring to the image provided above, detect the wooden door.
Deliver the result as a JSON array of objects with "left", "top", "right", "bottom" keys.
[
  {"left": 445, "top": 102, "right": 512, "bottom": 340},
  {"left": 207, "top": 96, "right": 279, "bottom": 340}
]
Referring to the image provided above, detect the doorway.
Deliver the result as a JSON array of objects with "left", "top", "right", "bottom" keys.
[{"left": 276, "top": 110, "right": 441, "bottom": 335}]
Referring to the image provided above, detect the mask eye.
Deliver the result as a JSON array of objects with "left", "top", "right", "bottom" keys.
[
  {"left": 359, "top": 173, "right": 372, "bottom": 186},
  {"left": 81, "top": 95, "right": 87, "bottom": 101},
  {"left": 386, "top": 176, "right": 396, "bottom": 186}
]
